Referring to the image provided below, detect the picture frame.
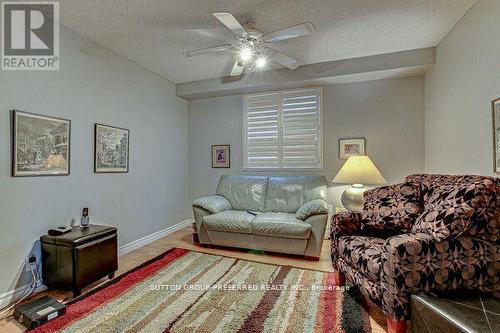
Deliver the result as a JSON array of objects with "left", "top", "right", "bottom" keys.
[
  {"left": 338, "top": 138, "right": 366, "bottom": 159},
  {"left": 493, "top": 98, "right": 500, "bottom": 174},
  {"left": 12, "top": 110, "right": 71, "bottom": 177},
  {"left": 212, "top": 144, "right": 230, "bottom": 168},
  {"left": 94, "top": 123, "right": 129, "bottom": 173}
]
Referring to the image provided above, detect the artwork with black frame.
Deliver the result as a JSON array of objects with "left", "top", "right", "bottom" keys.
[
  {"left": 11, "top": 110, "right": 71, "bottom": 177},
  {"left": 94, "top": 123, "right": 129, "bottom": 173},
  {"left": 338, "top": 138, "right": 366, "bottom": 159},
  {"left": 212, "top": 144, "right": 230, "bottom": 168}
]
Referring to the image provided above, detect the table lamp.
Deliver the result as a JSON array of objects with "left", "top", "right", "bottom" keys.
[{"left": 333, "top": 155, "right": 386, "bottom": 211}]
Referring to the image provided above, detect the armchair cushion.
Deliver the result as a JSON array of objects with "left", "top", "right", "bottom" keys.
[
  {"left": 412, "top": 202, "right": 475, "bottom": 241},
  {"left": 411, "top": 177, "right": 497, "bottom": 241},
  {"left": 406, "top": 174, "right": 498, "bottom": 243},
  {"left": 338, "top": 235, "right": 385, "bottom": 282},
  {"left": 361, "top": 182, "right": 421, "bottom": 234},
  {"left": 192, "top": 195, "right": 232, "bottom": 214},
  {"left": 295, "top": 199, "right": 328, "bottom": 220}
]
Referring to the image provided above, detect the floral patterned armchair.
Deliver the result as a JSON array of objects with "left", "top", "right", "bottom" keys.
[{"left": 330, "top": 174, "right": 499, "bottom": 333}]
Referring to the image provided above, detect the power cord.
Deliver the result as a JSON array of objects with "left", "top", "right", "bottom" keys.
[{"left": 0, "top": 259, "right": 41, "bottom": 320}]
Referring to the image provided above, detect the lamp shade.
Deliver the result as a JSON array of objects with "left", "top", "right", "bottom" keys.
[{"left": 333, "top": 156, "right": 386, "bottom": 185}]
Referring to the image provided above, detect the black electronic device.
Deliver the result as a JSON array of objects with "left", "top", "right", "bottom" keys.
[
  {"left": 48, "top": 225, "right": 72, "bottom": 236},
  {"left": 13, "top": 296, "right": 66, "bottom": 329},
  {"left": 80, "top": 207, "right": 90, "bottom": 228}
]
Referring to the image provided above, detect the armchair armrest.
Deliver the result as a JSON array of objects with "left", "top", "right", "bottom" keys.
[
  {"left": 330, "top": 211, "right": 362, "bottom": 270},
  {"left": 380, "top": 233, "right": 499, "bottom": 321},
  {"left": 295, "top": 199, "right": 328, "bottom": 220},
  {"left": 192, "top": 195, "right": 232, "bottom": 214},
  {"left": 330, "top": 211, "right": 362, "bottom": 239}
]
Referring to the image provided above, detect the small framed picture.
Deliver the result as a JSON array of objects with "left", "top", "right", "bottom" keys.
[
  {"left": 12, "top": 110, "right": 71, "bottom": 177},
  {"left": 493, "top": 98, "right": 500, "bottom": 174},
  {"left": 212, "top": 144, "right": 230, "bottom": 168},
  {"left": 338, "top": 138, "right": 366, "bottom": 159},
  {"left": 94, "top": 124, "right": 129, "bottom": 173}
]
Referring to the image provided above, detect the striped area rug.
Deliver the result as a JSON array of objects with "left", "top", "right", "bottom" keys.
[{"left": 32, "top": 248, "right": 371, "bottom": 333}]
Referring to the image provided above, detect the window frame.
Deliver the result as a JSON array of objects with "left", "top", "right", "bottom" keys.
[{"left": 242, "top": 86, "right": 324, "bottom": 172}]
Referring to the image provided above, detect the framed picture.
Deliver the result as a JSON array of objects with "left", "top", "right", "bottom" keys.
[
  {"left": 12, "top": 110, "right": 70, "bottom": 177},
  {"left": 338, "top": 138, "right": 366, "bottom": 159},
  {"left": 212, "top": 144, "right": 230, "bottom": 168},
  {"left": 94, "top": 124, "right": 129, "bottom": 173},
  {"left": 493, "top": 98, "right": 500, "bottom": 174}
]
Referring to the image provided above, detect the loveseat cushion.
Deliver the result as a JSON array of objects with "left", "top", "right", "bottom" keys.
[
  {"left": 203, "top": 210, "right": 254, "bottom": 234},
  {"left": 192, "top": 195, "right": 232, "bottom": 214},
  {"left": 361, "top": 182, "right": 421, "bottom": 234},
  {"left": 251, "top": 212, "right": 311, "bottom": 239},
  {"left": 295, "top": 199, "right": 328, "bottom": 220},
  {"left": 216, "top": 175, "right": 268, "bottom": 212},
  {"left": 264, "top": 176, "right": 327, "bottom": 213},
  {"left": 337, "top": 236, "right": 385, "bottom": 282}
]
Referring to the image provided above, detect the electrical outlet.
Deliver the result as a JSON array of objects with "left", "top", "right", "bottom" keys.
[{"left": 25, "top": 255, "right": 37, "bottom": 272}]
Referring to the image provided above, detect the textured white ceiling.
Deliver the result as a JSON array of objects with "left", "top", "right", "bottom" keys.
[{"left": 59, "top": 0, "right": 477, "bottom": 83}]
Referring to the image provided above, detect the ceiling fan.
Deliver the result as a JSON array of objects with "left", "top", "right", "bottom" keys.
[{"left": 183, "top": 12, "right": 315, "bottom": 76}]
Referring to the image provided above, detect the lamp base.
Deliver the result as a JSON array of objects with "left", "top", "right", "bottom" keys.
[{"left": 341, "top": 184, "right": 366, "bottom": 212}]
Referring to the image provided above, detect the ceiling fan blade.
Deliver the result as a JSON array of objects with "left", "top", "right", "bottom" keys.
[
  {"left": 263, "top": 22, "right": 315, "bottom": 43},
  {"left": 183, "top": 44, "right": 232, "bottom": 58},
  {"left": 230, "top": 60, "right": 244, "bottom": 76},
  {"left": 266, "top": 48, "right": 301, "bottom": 69},
  {"left": 213, "top": 12, "right": 246, "bottom": 36}
]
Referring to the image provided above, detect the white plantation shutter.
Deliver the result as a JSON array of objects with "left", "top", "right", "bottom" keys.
[
  {"left": 244, "top": 92, "right": 280, "bottom": 169},
  {"left": 281, "top": 88, "right": 322, "bottom": 169},
  {"left": 243, "top": 87, "right": 322, "bottom": 170}
]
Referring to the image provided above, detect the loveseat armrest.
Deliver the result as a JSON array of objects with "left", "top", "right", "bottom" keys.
[
  {"left": 380, "top": 233, "right": 499, "bottom": 321},
  {"left": 295, "top": 199, "right": 328, "bottom": 220},
  {"left": 192, "top": 195, "right": 232, "bottom": 214}
]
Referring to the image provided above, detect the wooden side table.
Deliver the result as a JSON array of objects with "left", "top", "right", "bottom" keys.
[{"left": 41, "top": 224, "right": 118, "bottom": 297}]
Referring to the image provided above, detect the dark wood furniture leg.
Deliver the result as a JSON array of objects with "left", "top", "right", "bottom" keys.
[
  {"left": 333, "top": 271, "right": 345, "bottom": 286},
  {"left": 386, "top": 317, "right": 407, "bottom": 333}
]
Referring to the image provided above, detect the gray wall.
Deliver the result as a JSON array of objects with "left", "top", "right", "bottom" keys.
[
  {"left": 0, "top": 27, "right": 189, "bottom": 296},
  {"left": 425, "top": 0, "right": 500, "bottom": 175},
  {"left": 188, "top": 76, "right": 425, "bottom": 208}
]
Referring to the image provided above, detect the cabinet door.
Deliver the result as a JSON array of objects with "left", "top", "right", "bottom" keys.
[
  {"left": 74, "top": 234, "right": 117, "bottom": 288},
  {"left": 98, "top": 234, "right": 118, "bottom": 273}
]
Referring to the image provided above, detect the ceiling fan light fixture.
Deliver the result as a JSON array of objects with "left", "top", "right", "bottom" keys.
[
  {"left": 184, "top": 12, "right": 315, "bottom": 77},
  {"left": 255, "top": 56, "right": 266, "bottom": 68},
  {"left": 240, "top": 47, "right": 253, "bottom": 62}
]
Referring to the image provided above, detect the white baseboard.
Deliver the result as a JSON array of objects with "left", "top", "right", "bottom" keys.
[
  {"left": 0, "top": 219, "right": 194, "bottom": 311},
  {"left": 118, "top": 219, "right": 193, "bottom": 256},
  {"left": 0, "top": 282, "right": 46, "bottom": 310}
]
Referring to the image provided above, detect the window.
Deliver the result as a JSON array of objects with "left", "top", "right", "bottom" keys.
[{"left": 243, "top": 87, "right": 323, "bottom": 170}]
